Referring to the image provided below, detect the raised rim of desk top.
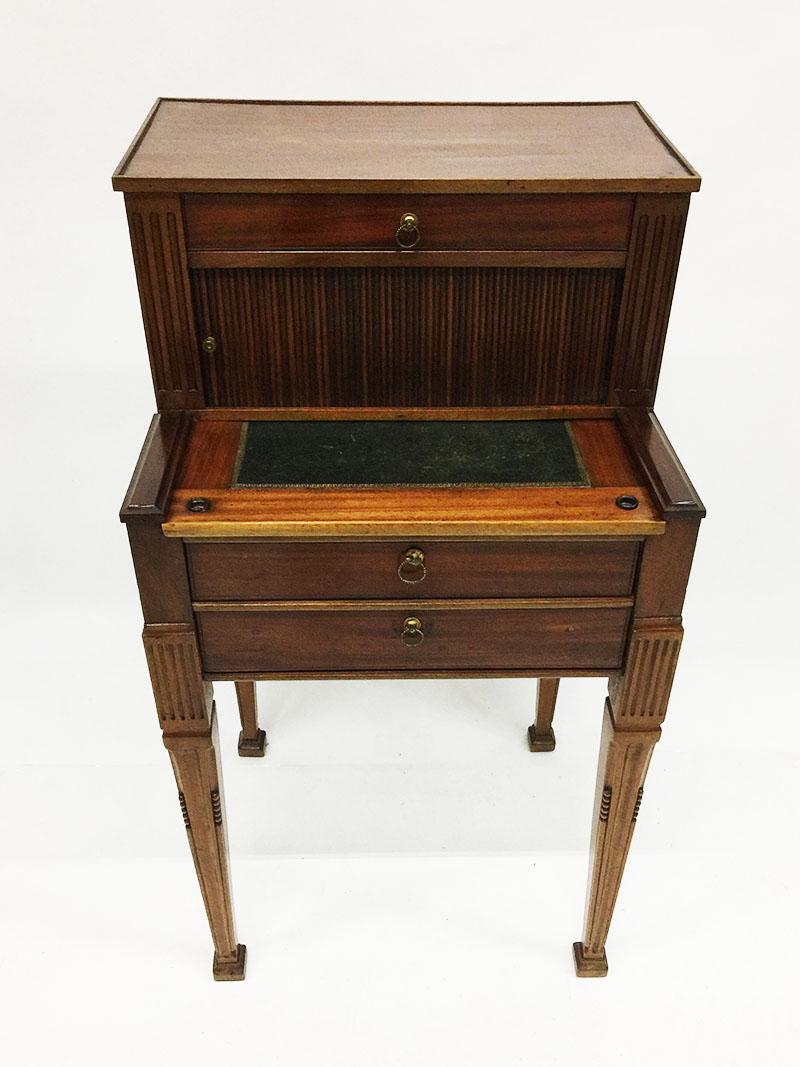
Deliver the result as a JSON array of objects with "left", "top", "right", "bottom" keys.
[{"left": 112, "top": 99, "right": 700, "bottom": 194}]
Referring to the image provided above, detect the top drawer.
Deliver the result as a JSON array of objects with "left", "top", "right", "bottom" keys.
[
  {"left": 187, "top": 539, "right": 640, "bottom": 601},
  {"left": 183, "top": 193, "right": 633, "bottom": 253}
]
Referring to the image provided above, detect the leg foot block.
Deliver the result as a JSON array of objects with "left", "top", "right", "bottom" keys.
[
  {"left": 213, "top": 943, "right": 247, "bottom": 981},
  {"left": 573, "top": 942, "right": 608, "bottom": 977},
  {"left": 238, "top": 729, "right": 267, "bottom": 757},
  {"left": 528, "top": 724, "right": 556, "bottom": 752}
]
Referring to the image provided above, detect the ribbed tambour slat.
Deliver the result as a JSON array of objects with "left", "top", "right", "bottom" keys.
[{"left": 191, "top": 267, "right": 623, "bottom": 407}]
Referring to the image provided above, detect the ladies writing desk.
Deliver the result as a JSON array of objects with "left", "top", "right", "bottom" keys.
[{"left": 114, "top": 100, "right": 704, "bottom": 980}]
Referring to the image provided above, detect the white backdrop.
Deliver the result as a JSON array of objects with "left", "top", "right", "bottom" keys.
[{"left": 1, "top": 2, "right": 798, "bottom": 1064}]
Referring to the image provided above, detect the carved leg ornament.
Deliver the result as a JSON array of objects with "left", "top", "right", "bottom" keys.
[
  {"left": 528, "top": 677, "right": 559, "bottom": 751},
  {"left": 144, "top": 623, "right": 246, "bottom": 980},
  {"left": 574, "top": 620, "right": 683, "bottom": 977},
  {"left": 235, "top": 681, "right": 267, "bottom": 757}
]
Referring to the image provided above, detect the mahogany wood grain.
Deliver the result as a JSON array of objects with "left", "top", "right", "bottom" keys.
[
  {"left": 184, "top": 193, "right": 633, "bottom": 252},
  {"left": 120, "top": 412, "right": 192, "bottom": 521},
  {"left": 187, "top": 539, "right": 640, "bottom": 601},
  {"left": 164, "top": 717, "right": 246, "bottom": 980},
  {"left": 165, "top": 412, "right": 663, "bottom": 539},
  {"left": 143, "top": 624, "right": 245, "bottom": 978},
  {"left": 206, "top": 668, "right": 612, "bottom": 682},
  {"left": 234, "top": 681, "right": 267, "bottom": 757},
  {"left": 634, "top": 517, "right": 700, "bottom": 618},
  {"left": 188, "top": 250, "right": 627, "bottom": 269},
  {"left": 124, "top": 195, "right": 204, "bottom": 410},
  {"left": 195, "top": 600, "right": 632, "bottom": 673},
  {"left": 113, "top": 100, "right": 705, "bottom": 981},
  {"left": 196, "top": 405, "right": 619, "bottom": 421},
  {"left": 574, "top": 703, "right": 661, "bottom": 976},
  {"left": 528, "top": 678, "right": 559, "bottom": 751},
  {"left": 607, "top": 194, "right": 690, "bottom": 406},
  {"left": 608, "top": 618, "right": 683, "bottom": 728},
  {"left": 128, "top": 525, "right": 193, "bottom": 624},
  {"left": 113, "top": 100, "right": 700, "bottom": 194},
  {"left": 191, "top": 266, "right": 623, "bottom": 408},
  {"left": 176, "top": 419, "right": 241, "bottom": 488},
  {"left": 165, "top": 485, "right": 662, "bottom": 539},
  {"left": 142, "top": 622, "right": 212, "bottom": 734},
  {"left": 617, "top": 407, "right": 705, "bottom": 515},
  {"left": 569, "top": 419, "right": 645, "bottom": 487}
]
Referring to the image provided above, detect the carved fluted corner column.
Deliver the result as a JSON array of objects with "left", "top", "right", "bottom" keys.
[
  {"left": 143, "top": 622, "right": 246, "bottom": 980},
  {"left": 574, "top": 619, "right": 683, "bottom": 977}
]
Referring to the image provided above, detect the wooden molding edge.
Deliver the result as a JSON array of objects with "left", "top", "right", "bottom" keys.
[
  {"left": 616, "top": 408, "right": 705, "bottom": 517},
  {"left": 120, "top": 412, "right": 193, "bottom": 523}
]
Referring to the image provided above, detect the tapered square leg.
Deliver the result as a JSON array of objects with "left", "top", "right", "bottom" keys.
[
  {"left": 574, "top": 621, "right": 682, "bottom": 976},
  {"left": 576, "top": 704, "right": 659, "bottom": 976},
  {"left": 528, "top": 678, "right": 559, "bottom": 751},
  {"left": 143, "top": 623, "right": 246, "bottom": 980},
  {"left": 165, "top": 714, "right": 244, "bottom": 980},
  {"left": 235, "top": 681, "right": 267, "bottom": 757}
]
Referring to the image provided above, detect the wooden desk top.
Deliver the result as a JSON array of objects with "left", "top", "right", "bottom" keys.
[
  {"left": 157, "top": 409, "right": 665, "bottom": 539},
  {"left": 113, "top": 99, "right": 700, "bottom": 194}
]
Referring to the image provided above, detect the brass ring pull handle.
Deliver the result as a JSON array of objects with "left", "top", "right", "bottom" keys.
[
  {"left": 401, "top": 617, "right": 424, "bottom": 646},
  {"left": 397, "top": 547, "right": 426, "bottom": 583},
  {"left": 395, "top": 212, "right": 420, "bottom": 249}
]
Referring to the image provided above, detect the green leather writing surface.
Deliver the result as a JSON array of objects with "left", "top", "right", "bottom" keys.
[{"left": 232, "top": 420, "right": 589, "bottom": 488}]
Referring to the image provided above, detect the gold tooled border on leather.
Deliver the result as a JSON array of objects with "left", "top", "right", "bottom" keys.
[{"left": 230, "top": 419, "right": 592, "bottom": 490}]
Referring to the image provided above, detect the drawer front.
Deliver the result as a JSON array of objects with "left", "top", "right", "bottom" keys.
[
  {"left": 187, "top": 540, "right": 640, "bottom": 601},
  {"left": 184, "top": 193, "right": 633, "bottom": 252},
  {"left": 196, "top": 603, "right": 631, "bottom": 673}
]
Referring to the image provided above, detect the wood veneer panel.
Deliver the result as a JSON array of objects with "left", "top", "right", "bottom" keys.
[
  {"left": 570, "top": 419, "right": 645, "bottom": 487},
  {"left": 184, "top": 194, "right": 633, "bottom": 252},
  {"left": 192, "top": 266, "right": 623, "bottom": 407},
  {"left": 195, "top": 601, "right": 632, "bottom": 673},
  {"left": 187, "top": 539, "right": 640, "bottom": 601},
  {"left": 164, "top": 485, "right": 662, "bottom": 538},
  {"left": 114, "top": 100, "right": 699, "bottom": 193},
  {"left": 167, "top": 413, "right": 660, "bottom": 538},
  {"left": 634, "top": 517, "right": 700, "bottom": 618},
  {"left": 177, "top": 419, "right": 241, "bottom": 488},
  {"left": 188, "top": 250, "right": 627, "bottom": 269},
  {"left": 195, "top": 405, "right": 619, "bottom": 421},
  {"left": 128, "top": 525, "right": 193, "bottom": 623}
]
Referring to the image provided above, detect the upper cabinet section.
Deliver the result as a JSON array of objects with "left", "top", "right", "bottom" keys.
[{"left": 112, "top": 99, "right": 700, "bottom": 195}]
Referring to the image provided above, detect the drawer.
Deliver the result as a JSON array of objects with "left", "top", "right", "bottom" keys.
[
  {"left": 183, "top": 193, "right": 633, "bottom": 252},
  {"left": 195, "top": 601, "right": 631, "bottom": 673},
  {"left": 187, "top": 540, "right": 640, "bottom": 601}
]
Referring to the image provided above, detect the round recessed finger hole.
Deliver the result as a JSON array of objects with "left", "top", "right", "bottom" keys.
[
  {"left": 186, "top": 497, "right": 213, "bottom": 513},
  {"left": 615, "top": 494, "right": 639, "bottom": 511}
]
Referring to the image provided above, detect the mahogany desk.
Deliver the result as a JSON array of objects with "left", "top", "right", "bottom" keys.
[{"left": 114, "top": 100, "right": 705, "bottom": 980}]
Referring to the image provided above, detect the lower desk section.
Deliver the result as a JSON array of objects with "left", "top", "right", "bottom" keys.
[{"left": 194, "top": 600, "right": 631, "bottom": 674}]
